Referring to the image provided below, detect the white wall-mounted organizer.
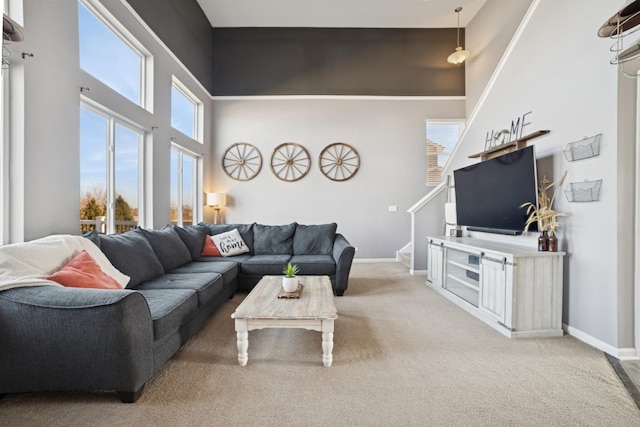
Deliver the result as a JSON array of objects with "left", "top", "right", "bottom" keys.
[
  {"left": 564, "top": 179, "right": 602, "bottom": 202},
  {"left": 563, "top": 134, "right": 601, "bottom": 162}
]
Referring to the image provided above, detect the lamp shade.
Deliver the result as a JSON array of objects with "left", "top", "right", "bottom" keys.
[
  {"left": 206, "top": 193, "right": 226, "bottom": 207},
  {"left": 447, "top": 47, "right": 470, "bottom": 65}
]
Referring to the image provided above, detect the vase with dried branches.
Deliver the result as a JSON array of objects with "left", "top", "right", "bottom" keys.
[{"left": 520, "top": 171, "right": 567, "bottom": 251}]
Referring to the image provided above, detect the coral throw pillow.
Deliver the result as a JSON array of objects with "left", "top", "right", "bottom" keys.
[
  {"left": 201, "top": 235, "right": 222, "bottom": 257},
  {"left": 47, "top": 250, "right": 123, "bottom": 289}
]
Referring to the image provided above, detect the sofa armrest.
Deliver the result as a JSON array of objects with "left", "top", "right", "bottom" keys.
[
  {"left": 0, "top": 286, "right": 154, "bottom": 397},
  {"left": 332, "top": 233, "right": 355, "bottom": 296}
]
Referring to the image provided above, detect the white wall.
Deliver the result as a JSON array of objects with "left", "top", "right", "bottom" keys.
[
  {"left": 465, "top": 0, "right": 534, "bottom": 118},
  {"left": 9, "top": 0, "right": 212, "bottom": 242},
  {"left": 210, "top": 97, "right": 465, "bottom": 259},
  {"left": 444, "top": 0, "right": 630, "bottom": 353}
]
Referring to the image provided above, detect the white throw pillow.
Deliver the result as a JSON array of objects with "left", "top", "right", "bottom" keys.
[{"left": 211, "top": 229, "right": 249, "bottom": 257}]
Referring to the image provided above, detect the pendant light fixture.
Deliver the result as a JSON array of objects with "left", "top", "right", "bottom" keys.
[{"left": 447, "top": 6, "right": 470, "bottom": 65}]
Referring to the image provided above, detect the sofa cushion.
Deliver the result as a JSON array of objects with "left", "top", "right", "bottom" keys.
[
  {"left": 253, "top": 223, "right": 297, "bottom": 255},
  {"left": 46, "top": 250, "right": 123, "bottom": 289},
  {"left": 293, "top": 223, "right": 337, "bottom": 255},
  {"left": 82, "top": 231, "right": 101, "bottom": 248},
  {"left": 135, "top": 289, "right": 197, "bottom": 340},
  {"left": 97, "top": 229, "right": 164, "bottom": 288},
  {"left": 140, "top": 227, "right": 192, "bottom": 272},
  {"left": 169, "top": 261, "right": 238, "bottom": 287},
  {"left": 195, "top": 254, "right": 251, "bottom": 264},
  {"left": 240, "top": 255, "right": 292, "bottom": 275},
  {"left": 203, "top": 223, "right": 254, "bottom": 254},
  {"left": 211, "top": 229, "right": 250, "bottom": 257},
  {"left": 289, "top": 255, "right": 336, "bottom": 276},
  {"left": 135, "top": 273, "right": 223, "bottom": 307},
  {"left": 174, "top": 224, "right": 209, "bottom": 260}
]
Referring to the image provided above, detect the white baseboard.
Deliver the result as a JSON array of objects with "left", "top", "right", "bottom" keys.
[
  {"left": 563, "top": 324, "right": 639, "bottom": 360},
  {"left": 353, "top": 258, "right": 397, "bottom": 263},
  {"left": 410, "top": 269, "right": 428, "bottom": 275}
]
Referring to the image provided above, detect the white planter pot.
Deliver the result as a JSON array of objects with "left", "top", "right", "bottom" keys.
[{"left": 282, "top": 276, "right": 298, "bottom": 292}]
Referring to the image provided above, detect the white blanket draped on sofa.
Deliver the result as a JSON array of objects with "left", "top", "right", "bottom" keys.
[{"left": 0, "top": 234, "right": 129, "bottom": 291}]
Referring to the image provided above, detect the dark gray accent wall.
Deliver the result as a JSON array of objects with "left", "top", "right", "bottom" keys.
[
  {"left": 126, "top": 0, "right": 214, "bottom": 93},
  {"left": 212, "top": 27, "right": 465, "bottom": 96}
]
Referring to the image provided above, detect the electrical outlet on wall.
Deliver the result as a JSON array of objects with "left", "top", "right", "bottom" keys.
[{"left": 388, "top": 205, "right": 397, "bottom": 212}]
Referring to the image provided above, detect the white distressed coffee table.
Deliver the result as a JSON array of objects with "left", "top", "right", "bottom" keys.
[{"left": 231, "top": 275, "right": 338, "bottom": 367}]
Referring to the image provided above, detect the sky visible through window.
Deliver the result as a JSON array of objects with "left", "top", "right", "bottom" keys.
[
  {"left": 79, "top": 1, "right": 142, "bottom": 216},
  {"left": 78, "top": 2, "right": 141, "bottom": 105},
  {"left": 171, "top": 85, "right": 196, "bottom": 139},
  {"left": 80, "top": 108, "right": 107, "bottom": 200},
  {"left": 80, "top": 108, "right": 139, "bottom": 210}
]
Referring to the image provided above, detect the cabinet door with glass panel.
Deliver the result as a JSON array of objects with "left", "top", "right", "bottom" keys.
[{"left": 444, "top": 247, "right": 480, "bottom": 307}]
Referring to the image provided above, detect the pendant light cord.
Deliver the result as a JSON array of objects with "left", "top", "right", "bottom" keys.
[{"left": 456, "top": 9, "right": 461, "bottom": 47}]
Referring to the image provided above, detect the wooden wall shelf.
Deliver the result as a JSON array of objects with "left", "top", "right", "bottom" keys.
[{"left": 469, "top": 130, "right": 550, "bottom": 161}]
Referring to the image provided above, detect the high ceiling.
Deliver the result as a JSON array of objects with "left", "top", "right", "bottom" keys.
[{"left": 196, "top": 0, "right": 487, "bottom": 28}]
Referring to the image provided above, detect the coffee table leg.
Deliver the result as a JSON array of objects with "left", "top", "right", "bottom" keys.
[
  {"left": 322, "top": 319, "right": 334, "bottom": 367},
  {"left": 235, "top": 319, "right": 248, "bottom": 366}
]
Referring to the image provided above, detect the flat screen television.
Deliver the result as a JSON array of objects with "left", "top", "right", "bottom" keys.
[{"left": 453, "top": 146, "right": 538, "bottom": 235}]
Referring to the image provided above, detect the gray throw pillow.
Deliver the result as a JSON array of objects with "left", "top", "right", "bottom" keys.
[
  {"left": 174, "top": 224, "right": 209, "bottom": 260},
  {"left": 97, "top": 229, "right": 164, "bottom": 287},
  {"left": 253, "top": 223, "right": 297, "bottom": 255},
  {"left": 140, "top": 227, "right": 192, "bottom": 272},
  {"left": 82, "top": 230, "right": 101, "bottom": 248},
  {"left": 293, "top": 223, "right": 337, "bottom": 255}
]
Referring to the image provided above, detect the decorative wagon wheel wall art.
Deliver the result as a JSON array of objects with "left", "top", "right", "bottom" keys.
[
  {"left": 270, "top": 142, "right": 311, "bottom": 182},
  {"left": 222, "top": 142, "right": 263, "bottom": 181},
  {"left": 319, "top": 143, "right": 360, "bottom": 181}
]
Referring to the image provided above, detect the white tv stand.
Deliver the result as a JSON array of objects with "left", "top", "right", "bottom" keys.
[{"left": 427, "top": 236, "right": 565, "bottom": 338}]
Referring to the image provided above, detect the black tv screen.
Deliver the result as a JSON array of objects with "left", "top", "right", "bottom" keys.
[{"left": 453, "top": 146, "right": 538, "bottom": 235}]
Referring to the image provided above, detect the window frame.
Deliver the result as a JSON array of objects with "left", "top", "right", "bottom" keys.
[
  {"left": 170, "top": 144, "right": 202, "bottom": 226},
  {"left": 426, "top": 119, "right": 465, "bottom": 186},
  {"left": 0, "top": 52, "right": 8, "bottom": 244},
  {"left": 80, "top": 97, "right": 146, "bottom": 234},
  {"left": 171, "top": 76, "right": 203, "bottom": 143},
  {"left": 4, "top": 0, "right": 23, "bottom": 26},
  {"left": 78, "top": 0, "right": 152, "bottom": 111}
]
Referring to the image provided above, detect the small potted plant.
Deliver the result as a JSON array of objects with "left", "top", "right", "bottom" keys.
[
  {"left": 282, "top": 263, "right": 299, "bottom": 292},
  {"left": 521, "top": 171, "right": 567, "bottom": 251}
]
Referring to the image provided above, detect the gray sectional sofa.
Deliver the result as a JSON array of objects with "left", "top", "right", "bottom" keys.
[
  {"left": 195, "top": 222, "right": 354, "bottom": 296},
  {"left": 0, "top": 222, "right": 354, "bottom": 402}
]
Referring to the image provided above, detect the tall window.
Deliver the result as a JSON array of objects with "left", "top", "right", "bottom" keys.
[
  {"left": 170, "top": 147, "right": 200, "bottom": 226},
  {"left": 171, "top": 77, "right": 202, "bottom": 142},
  {"left": 0, "top": 52, "right": 8, "bottom": 244},
  {"left": 426, "top": 121, "right": 464, "bottom": 185},
  {"left": 78, "top": 0, "right": 147, "bottom": 107},
  {"left": 80, "top": 103, "right": 143, "bottom": 234}
]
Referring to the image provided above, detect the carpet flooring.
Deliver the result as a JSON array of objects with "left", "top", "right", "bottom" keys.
[{"left": 1, "top": 262, "right": 639, "bottom": 426}]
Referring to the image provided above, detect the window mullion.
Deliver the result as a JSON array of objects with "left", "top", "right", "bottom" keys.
[
  {"left": 137, "top": 132, "right": 144, "bottom": 229},
  {"left": 189, "top": 155, "right": 197, "bottom": 225},
  {"left": 177, "top": 151, "right": 183, "bottom": 225},
  {"left": 106, "top": 118, "right": 116, "bottom": 234}
]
